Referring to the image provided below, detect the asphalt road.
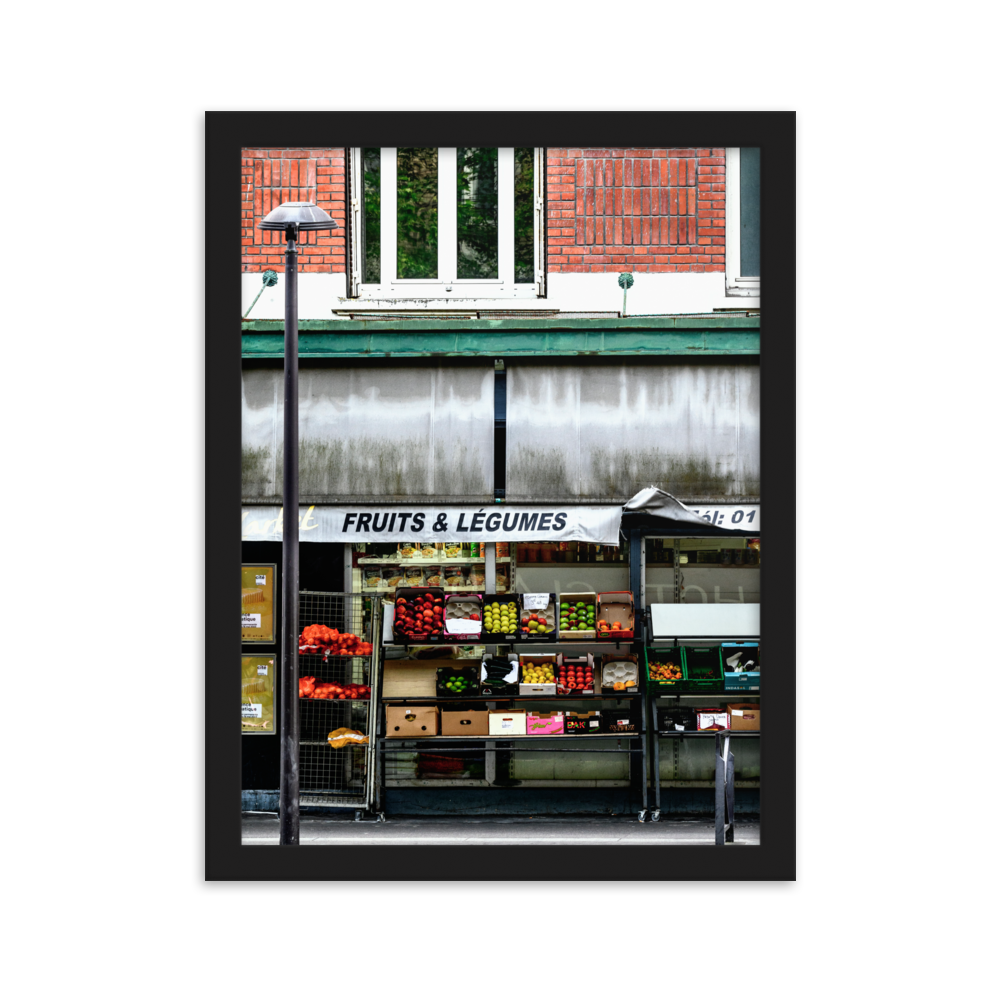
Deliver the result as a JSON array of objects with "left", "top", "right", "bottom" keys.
[{"left": 242, "top": 813, "right": 760, "bottom": 846}]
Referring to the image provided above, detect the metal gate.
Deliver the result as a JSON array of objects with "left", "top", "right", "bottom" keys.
[{"left": 297, "top": 591, "right": 381, "bottom": 811}]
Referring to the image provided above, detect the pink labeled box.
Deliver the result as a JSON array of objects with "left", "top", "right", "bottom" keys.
[{"left": 526, "top": 711, "right": 565, "bottom": 736}]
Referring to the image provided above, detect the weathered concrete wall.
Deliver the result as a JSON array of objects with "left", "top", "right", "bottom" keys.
[
  {"left": 242, "top": 365, "right": 495, "bottom": 501},
  {"left": 505, "top": 362, "right": 759, "bottom": 502}
]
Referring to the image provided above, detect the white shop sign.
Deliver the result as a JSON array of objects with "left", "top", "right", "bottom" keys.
[{"left": 241, "top": 504, "right": 622, "bottom": 545}]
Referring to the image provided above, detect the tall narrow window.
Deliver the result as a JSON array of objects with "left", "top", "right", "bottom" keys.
[
  {"left": 514, "top": 148, "right": 534, "bottom": 283},
  {"left": 725, "top": 147, "right": 761, "bottom": 297},
  {"left": 396, "top": 148, "right": 438, "bottom": 279},
  {"left": 362, "top": 148, "right": 381, "bottom": 283},
  {"left": 457, "top": 148, "right": 498, "bottom": 279}
]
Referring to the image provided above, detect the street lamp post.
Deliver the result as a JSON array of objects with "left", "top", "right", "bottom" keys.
[{"left": 257, "top": 202, "right": 339, "bottom": 846}]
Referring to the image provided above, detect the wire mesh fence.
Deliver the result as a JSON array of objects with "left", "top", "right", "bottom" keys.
[{"left": 298, "top": 592, "right": 377, "bottom": 806}]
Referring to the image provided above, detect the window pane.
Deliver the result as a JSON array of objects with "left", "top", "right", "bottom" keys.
[
  {"left": 397, "top": 148, "right": 438, "bottom": 279},
  {"left": 362, "top": 148, "right": 380, "bottom": 283},
  {"left": 514, "top": 148, "right": 535, "bottom": 283},
  {"left": 739, "top": 147, "right": 760, "bottom": 278},
  {"left": 456, "top": 148, "right": 498, "bottom": 279}
]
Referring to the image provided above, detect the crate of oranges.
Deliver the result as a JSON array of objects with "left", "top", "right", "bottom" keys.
[{"left": 645, "top": 646, "right": 685, "bottom": 692}]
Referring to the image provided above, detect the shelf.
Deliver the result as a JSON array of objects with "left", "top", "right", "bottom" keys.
[
  {"left": 654, "top": 692, "right": 760, "bottom": 699},
  {"left": 381, "top": 693, "right": 643, "bottom": 702},
  {"left": 358, "top": 557, "right": 512, "bottom": 565},
  {"left": 382, "top": 640, "right": 634, "bottom": 648},
  {"left": 380, "top": 733, "right": 642, "bottom": 742},
  {"left": 364, "top": 586, "right": 495, "bottom": 594},
  {"left": 657, "top": 730, "right": 760, "bottom": 737}
]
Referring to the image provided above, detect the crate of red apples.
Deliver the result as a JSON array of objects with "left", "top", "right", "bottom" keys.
[
  {"left": 392, "top": 587, "right": 446, "bottom": 642},
  {"left": 298, "top": 676, "right": 371, "bottom": 701},
  {"left": 299, "top": 624, "right": 373, "bottom": 659},
  {"left": 556, "top": 653, "right": 595, "bottom": 694}
]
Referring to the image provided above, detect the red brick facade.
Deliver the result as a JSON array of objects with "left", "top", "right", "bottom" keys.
[
  {"left": 546, "top": 148, "right": 726, "bottom": 274},
  {"left": 241, "top": 148, "right": 346, "bottom": 273},
  {"left": 240, "top": 146, "right": 725, "bottom": 277}
]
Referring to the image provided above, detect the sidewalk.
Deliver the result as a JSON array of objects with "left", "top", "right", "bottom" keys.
[{"left": 242, "top": 813, "right": 760, "bottom": 846}]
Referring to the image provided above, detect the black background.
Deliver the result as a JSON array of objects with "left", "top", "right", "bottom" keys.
[{"left": 209, "top": 111, "right": 795, "bottom": 880}]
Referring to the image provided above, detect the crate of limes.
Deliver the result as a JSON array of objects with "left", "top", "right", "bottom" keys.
[
  {"left": 436, "top": 664, "right": 480, "bottom": 698},
  {"left": 481, "top": 594, "right": 521, "bottom": 641},
  {"left": 558, "top": 592, "right": 597, "bottom": 639}
]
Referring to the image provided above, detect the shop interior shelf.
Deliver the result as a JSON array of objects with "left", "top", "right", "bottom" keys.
[
  {"left": 654, "top": 692, "right": 760, "bottom": 699},
  {"left": 365, "top": 586, "right": 498, "bottom": 594},
  {"left": 358, "top": 557, "right": 512, "bottom": 565}
]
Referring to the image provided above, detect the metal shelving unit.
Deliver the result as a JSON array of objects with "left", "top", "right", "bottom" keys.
[
  {"left": 296, "top": 592, "right": 381, "bottom": 812},
  {"left": 373, "top": 643, "right": 649, "bottom": 818}
]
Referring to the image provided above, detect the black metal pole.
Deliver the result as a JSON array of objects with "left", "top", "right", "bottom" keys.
[{"left": 279, "top": 227, "right": 300, "bottom": 846}]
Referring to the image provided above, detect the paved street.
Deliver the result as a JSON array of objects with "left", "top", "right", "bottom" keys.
[{"left": 242, "top": 813, "right": 760, "bottom": 846}]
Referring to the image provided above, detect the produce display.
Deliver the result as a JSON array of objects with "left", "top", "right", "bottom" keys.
[
  {"left": 521, "top": 658, "right": 556, "bottom": 685},
  {"left": 440, "top": 674, "right": 473, "bottom": 694},
  {"left": 558, "top": 598, "right": 596, "bottom": 636},
  {"left": 299, "top": 676, "right": 370, "bottom": 700},
  {"left": 483, "top": 598, "right": 519, "bottom": 636},
  {"left": 521, "top": 610, "right": 554, "bottom": 636},
  {"left": 299, "top": 624, "right": 373, "bottom": 658},
  {"left": 601, "top": 658, "right": 639, "bottom": 691},
  {"left": 392, "top": 588, "right": 445, "bottom": 641},
  {"left": 648, "top": 658, "right": 683, "bottom": 682},
  {"left": 444, "top": 596, "right": 483, "bottom": 640},
  {"left": 557, "top": 655, "right": 595, "bottom": 693}
]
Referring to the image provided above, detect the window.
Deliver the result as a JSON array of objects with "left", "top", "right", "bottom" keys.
[
  {"left": 349, "top": 148, "right": 543, "bottom": 299},
  {"left": 725, "top": 147, "right": 760, "bottom": 297}
]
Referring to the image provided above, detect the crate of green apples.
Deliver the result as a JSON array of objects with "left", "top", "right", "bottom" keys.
[
  {"left": 481, "top": 595, "right": 521, "bottom": 641},
  {"left": 557, "top": 593, "right": 597, "bottom": 639}
]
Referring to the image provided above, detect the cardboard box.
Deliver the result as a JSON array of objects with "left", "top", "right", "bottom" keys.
[
  {"left": 565, "top": 710, "right": 602, "bottom": 734},
  {"left": 727, "top": 703, "right": 760, "bottom": 731},
  {"left": 480, "top": 654, "right": 519, "bottom": 696},
  {"left": 385, "top": 705, "right": 440, "bottom": 738},
  {"left": 600, "top": 653, "right": 639, "bottom": 693},
  {"left": 519, "top": 654, "right": 557, "bottom": 694},
  {"left": 489, "top": 710, "right": 527, "bottom": 736},
  {"left": 518, "top": 592, "right": 558, "bottom": 641},
  {"left": 435, "top": 663, "right": 479, "bottom": 698},
  {"left": 696, "top": 710, "right": 729, "bottom": 731},
  {"left": 441, "top": 709, "right": 490, "bottom": 736},
  {"left": 596, "top": 591, "right": 635, "bottom": 639},
  {"left": 557, "top": 592, "right": 598, "bottom": 640},
  {"left": 482, "top": 594, "right": 521, "bottom": 642},
  {"left": 526, "top": 711, "right": 565, "bottom": 736},
  {"left": 601, "top": 709, "right": 638, "bottom": 734},
  {"left": 443, "top": 594, "right": 483, "bottom": 642},
  {"left": 556, "top": 652, "right": 595, "bottom": 694},
  {"left": 391, "top": 587, "right": 446, "bottom": 643}
]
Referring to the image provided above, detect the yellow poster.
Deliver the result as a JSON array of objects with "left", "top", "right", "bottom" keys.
[
  {"left": 242, "top": 655, "right": 276, "bottom": 735},
  {"left": 242, "top": 564, "right": 276, "bottom": 642}
]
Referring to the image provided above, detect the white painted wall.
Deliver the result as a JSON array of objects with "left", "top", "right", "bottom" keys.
[{"left": 242, "top": 271, "right": 759, "bottom": 320}]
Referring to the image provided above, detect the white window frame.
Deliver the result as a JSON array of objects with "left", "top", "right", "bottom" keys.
[
  {"left": 725, "top": 147, "right": 761, "bottom": 297},
  {"left": 349, "top": 147, "right": 544, "bottom": 300}
]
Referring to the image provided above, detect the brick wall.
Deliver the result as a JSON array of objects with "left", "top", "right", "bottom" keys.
[
  {"left": 241, "top": 148, "right": 346, "bottom": 273},
  {"left": 546, "top": 148, "right": 726, "bottom": 273}
]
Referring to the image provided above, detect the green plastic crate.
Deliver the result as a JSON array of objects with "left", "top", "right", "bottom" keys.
[
  {"left": 680, "top": 646, "right": 725, "bottom": 692},
  {"left": 644, "top": 646, "right": 685, "bottom": 693}
]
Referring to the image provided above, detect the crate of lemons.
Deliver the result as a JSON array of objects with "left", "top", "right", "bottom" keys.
[{"left": 520, "top": 656, "right": 557, "bottom": 686}]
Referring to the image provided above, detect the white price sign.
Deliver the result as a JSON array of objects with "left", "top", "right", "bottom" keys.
[
  {"left": 522, "top": 593, "right": 550, "bottom": 610},
  {"left": 242, "top": 613, "right": 261, "bottom": 628},
  {"left": 255, "top": 574, "right": 267, "bottom": 586},
  {"left": 257, "top": 664, "right": 268, "bottom": 675}
]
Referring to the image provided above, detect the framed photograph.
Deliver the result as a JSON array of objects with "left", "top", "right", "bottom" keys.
[
  {"left": 241, "top": 563, "right": 276, "bottom": 643},
  {"left": 241, "top": 654, "right": 276, "bottom": 734}
]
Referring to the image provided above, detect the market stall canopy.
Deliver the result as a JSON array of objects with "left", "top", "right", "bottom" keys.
[{"left": 620, "top": 487, "right": 760, "bottom": 536}]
